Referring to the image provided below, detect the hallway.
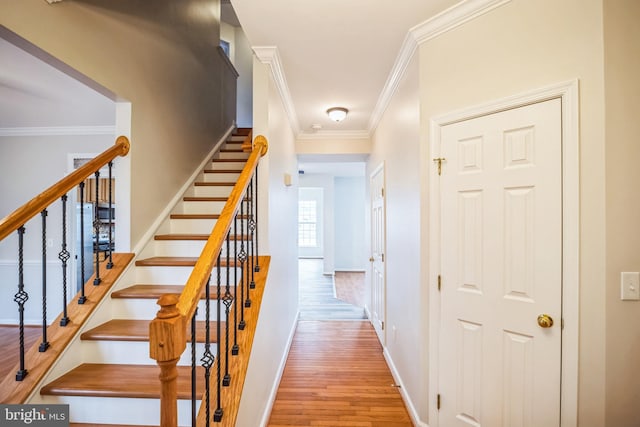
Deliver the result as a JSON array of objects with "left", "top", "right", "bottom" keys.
[
  {"left": 267, "top": 321, "right": 413, "bottom": 426},
  {"left": 267, "top": 260, "right": 412, "bottom": 426}
]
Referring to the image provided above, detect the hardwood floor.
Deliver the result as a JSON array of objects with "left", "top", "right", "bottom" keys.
[
  {"left": 268, "top": 321, "right": 413, "bottom": 426},
  {"left": 0, "top": 325, "right": 40, "bottom": 380}
]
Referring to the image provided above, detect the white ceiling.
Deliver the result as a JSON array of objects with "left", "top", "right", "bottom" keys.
[{"left": 230, "top": 0, "right": 458, "bottom": 136}]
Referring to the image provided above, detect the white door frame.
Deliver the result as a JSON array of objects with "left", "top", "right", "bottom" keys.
[
  {"left": 369, "top": 162, "right": 387, "bottom": 345},
  {"left": 428, "top": 80, "right": 579, "bottom": 427}
]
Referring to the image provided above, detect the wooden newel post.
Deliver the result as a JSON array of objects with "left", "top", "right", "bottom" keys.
[{"left": 150, "top": 294, "right": 186, "bottom": 427}]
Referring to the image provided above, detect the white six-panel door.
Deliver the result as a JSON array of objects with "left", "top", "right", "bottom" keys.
[
  {"left": 370, "top": 164, "right": 386, "bottom": 344},
  {"left": 438, "top": 98, "right": 562, "bottom": 427}
]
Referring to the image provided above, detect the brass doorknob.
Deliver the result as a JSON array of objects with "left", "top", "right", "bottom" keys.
[
  {"left": 537, "top": 314, "right": 554, "bottom": 328},
  {"left": 369, "top": 257, "right": 375, "bottom": 262}
]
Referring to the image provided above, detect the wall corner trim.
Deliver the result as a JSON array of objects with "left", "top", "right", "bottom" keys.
[
  {"left": 252, "top": 46, "right": 301, "bottom": 136},
  {"left": 368, "top": 0, "right": 513, "bottom": 134}
]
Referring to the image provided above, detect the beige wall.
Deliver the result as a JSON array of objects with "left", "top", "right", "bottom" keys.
[
  {"left": 368, "top": 55, "right": 424, "bottom": 421},
  {"left": 419, "top": 0, "right": 606, "bottom": 425},
  {"left": 604, "top": 1, "right": 640, "bottom": 425},
  {"left": 236, "top": 58, "right": 299, "bottom": 426},
  {"left": 0, "top": 0, "right": 232, "bottom": 248}
]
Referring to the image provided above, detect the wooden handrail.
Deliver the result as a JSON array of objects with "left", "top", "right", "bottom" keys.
[
  {"left": 149, "top": 134, "right": 268, "bottom": 427},
  {"left": 0, "top": 136, "right": 131, "bottom": 242}
]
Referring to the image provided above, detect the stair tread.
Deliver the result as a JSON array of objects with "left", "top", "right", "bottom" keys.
[
  {"left": 170, "top": 213, "right": 248, "bottom": 219},
  {"left": 211, "top": 158, "right": 246, "bottom": 163},
  {"left": 40, "top": 363, "right": 204, "bottom": 399},
  {"left": 203, "top": 169, "right": 243, "bottom": 173},
  {"left": 112, "top": 284, "right": 235, "bottom": 300},
  {"left": 170, "top": 213, "right": 220, "bottom": 219},
  {"left": 220, "top": 148, "right": 244, "bottom": 153},
  {"left": 154, "top": 233, "right": 250, "bottom": 241},
  {"left": 81, "top": 319, "right": 225, "bottom": 342},
  {"left": 194, "top": 181, "right": 235, "bottom": 186},
  {"left": 135, "top": 257, "right": 238, "bottom": 267}
]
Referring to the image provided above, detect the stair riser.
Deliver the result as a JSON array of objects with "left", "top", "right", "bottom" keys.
[
  {"left": 178, "top": 200, "right": 227, "bottom": 213},
  {"left": 170, "top": 218, "right": 217, "bottom": 234},
  {"left": 112, "top": 296, "right": 231, "bottom": 320},
  {"left": 200, "top": 171, "right": 242, "bottom": 183},
  {"left": 229, "top": 136, "right": 247, "bottom": 142},
  {"left": 82, "top": 341, "right": 209, "bottom": 366},
  {"left": 152, "top": 240, "right": 250, "bottom": 257},
  {"left": 135, "top": 265, "right": 242, "bottom": 285},
  {"left": 35, "top": 395, "right": 197, "bottom": 426},
  {"left": 169, "top": 218, "right": 251, "bottom": 234},
  {"left": 218, "top": 151, "right": 250, "bottom": 160},
  {"left": 210, "top": 161, "right": 247, "bottom": 170},
  {"left": 191, "top": 186, "right": 234, "bottom": 197}
]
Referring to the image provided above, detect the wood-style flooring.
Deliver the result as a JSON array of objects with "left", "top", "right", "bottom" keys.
[
  {"left": 298, "top": 259, "right": 366, "bottom": 320},
  {"left": 268, "top": 321, "right": 413, "bottom": 426},
  {"left": 0, "top": 325, "right": 40, "bottom": 380}
]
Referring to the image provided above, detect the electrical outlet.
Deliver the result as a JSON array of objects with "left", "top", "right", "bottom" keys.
[{"left": 621, "top": 272, "right": 640, "bottom": 301}]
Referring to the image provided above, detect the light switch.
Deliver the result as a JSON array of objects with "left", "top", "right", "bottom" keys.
[{"left": 620, "top": 272, "right": 640, "bottom": 301}]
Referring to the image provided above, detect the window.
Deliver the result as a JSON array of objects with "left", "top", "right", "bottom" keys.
[
  {"left": 298, "top": 200, "right": 317, "bottom": 247},
  {"left": 220, "top": 40, "right": 230, "bottom": 57}
]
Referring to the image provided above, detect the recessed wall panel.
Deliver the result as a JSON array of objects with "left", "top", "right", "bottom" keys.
[
  {"left": 458, "top": 191, "right": 483, "bottom": 294},
  {"left": 504, "top": 126, "right": 535, "bottom": 169},
  {"left": 503, "top": 187, "right": 534, "bottom": 302},
  {"left": 456, "top": 320, "right": 483, "bottom": 426},
  {"left": 459, "top": 136, "right": 484, "bottom": 174},
  {"left": 502, "top": 331, "right": 534, "bottom": 427}
]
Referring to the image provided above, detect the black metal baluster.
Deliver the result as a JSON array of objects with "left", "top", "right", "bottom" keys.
[
  {"left": 254, "top": 169, "right": 260, "bottom": 273},
  {"left": 214, "top": 254, "right": 223, "bottom": 422},
  {"left": 59, "top": 195, "right": 70, "bottom": 326},
  {"left": 93, "top": 171, "right": 101, "bottom": 285},
  {"left": 191, "top": 308, "right": 198, "bottom": 427},
  {"left": 78, "top": 182, "right": 87, "bottom": 304},
  {"left": 106, "top": 161, "right": 114, "bottom": 269},
  {"left": 15, "top": 226, "right": 29, "bottom": 381},
  {"left": 222, "top": 232, "right": 233, "bottom": 386},
  {"left": 232, "top": 215, "right": 239, "bottom": 356},
  {"left": 39, "top": 210, "right": 50, "bottom": 352},
  {"left": 248, "top": 177, "right": 256, "bottom": 292},
  {"left": 201, "top": 276, "right": 214, "bottom": 427},
  {"left": 245, "top": 181, "right": 253, "bottom": 308},
  {"left": 238, "top": 198, "right": 246, "bottom": 330}
]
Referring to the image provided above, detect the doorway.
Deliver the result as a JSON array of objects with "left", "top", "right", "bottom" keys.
[{"left": 429, "top": 81, "right": 579, "bottom": 426}]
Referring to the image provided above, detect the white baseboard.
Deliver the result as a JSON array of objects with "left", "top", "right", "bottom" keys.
[
  {"left": 259, "top": 310, "right": 300, "bottom": 427},
  {"left": 383, "top": 347, "right": 429, "bottom": 427}
]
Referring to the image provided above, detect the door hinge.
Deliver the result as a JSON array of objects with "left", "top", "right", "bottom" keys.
[
  {"left": 381, "top": 321, "right": 385, "bottom": 330},
  {"left": 381, "top": 253, "right": 385, "bottom": 262},
  {"left": 437, "top": 394, "right": 441, "bottom": 410},
  {"left": 437, "top": 275, "right": 442, "bottom": 291},
  {"left": 381, "top": 187, "right": 385, "bottom": 197},
  {"left": 433, "top": 158, "right": 446, "bottom": 176}
]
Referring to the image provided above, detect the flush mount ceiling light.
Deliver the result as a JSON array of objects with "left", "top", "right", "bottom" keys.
[{"left": 326, "top": 107, "right": 348, "bottom": 122}]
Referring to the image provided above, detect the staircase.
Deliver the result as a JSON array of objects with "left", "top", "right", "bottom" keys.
[{"left": 28, "top": 129, "right": 257, "bottom": 426}]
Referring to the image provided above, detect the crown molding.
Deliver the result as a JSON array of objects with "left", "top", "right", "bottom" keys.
[
  {"left": 411, "top": 0, "right": 512, "bottom": 43},
  {"left": 368, "top": 0, "right": 513, "bottom": 134},
  {"left": 0, "top": 125, "right": 116, "bottom": 137},
  {"left": 253, "top": 46, "right": 301, "bottom": 136},
  {"left": 297, "top": 129, "right": 371, "bottom": 141}
]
